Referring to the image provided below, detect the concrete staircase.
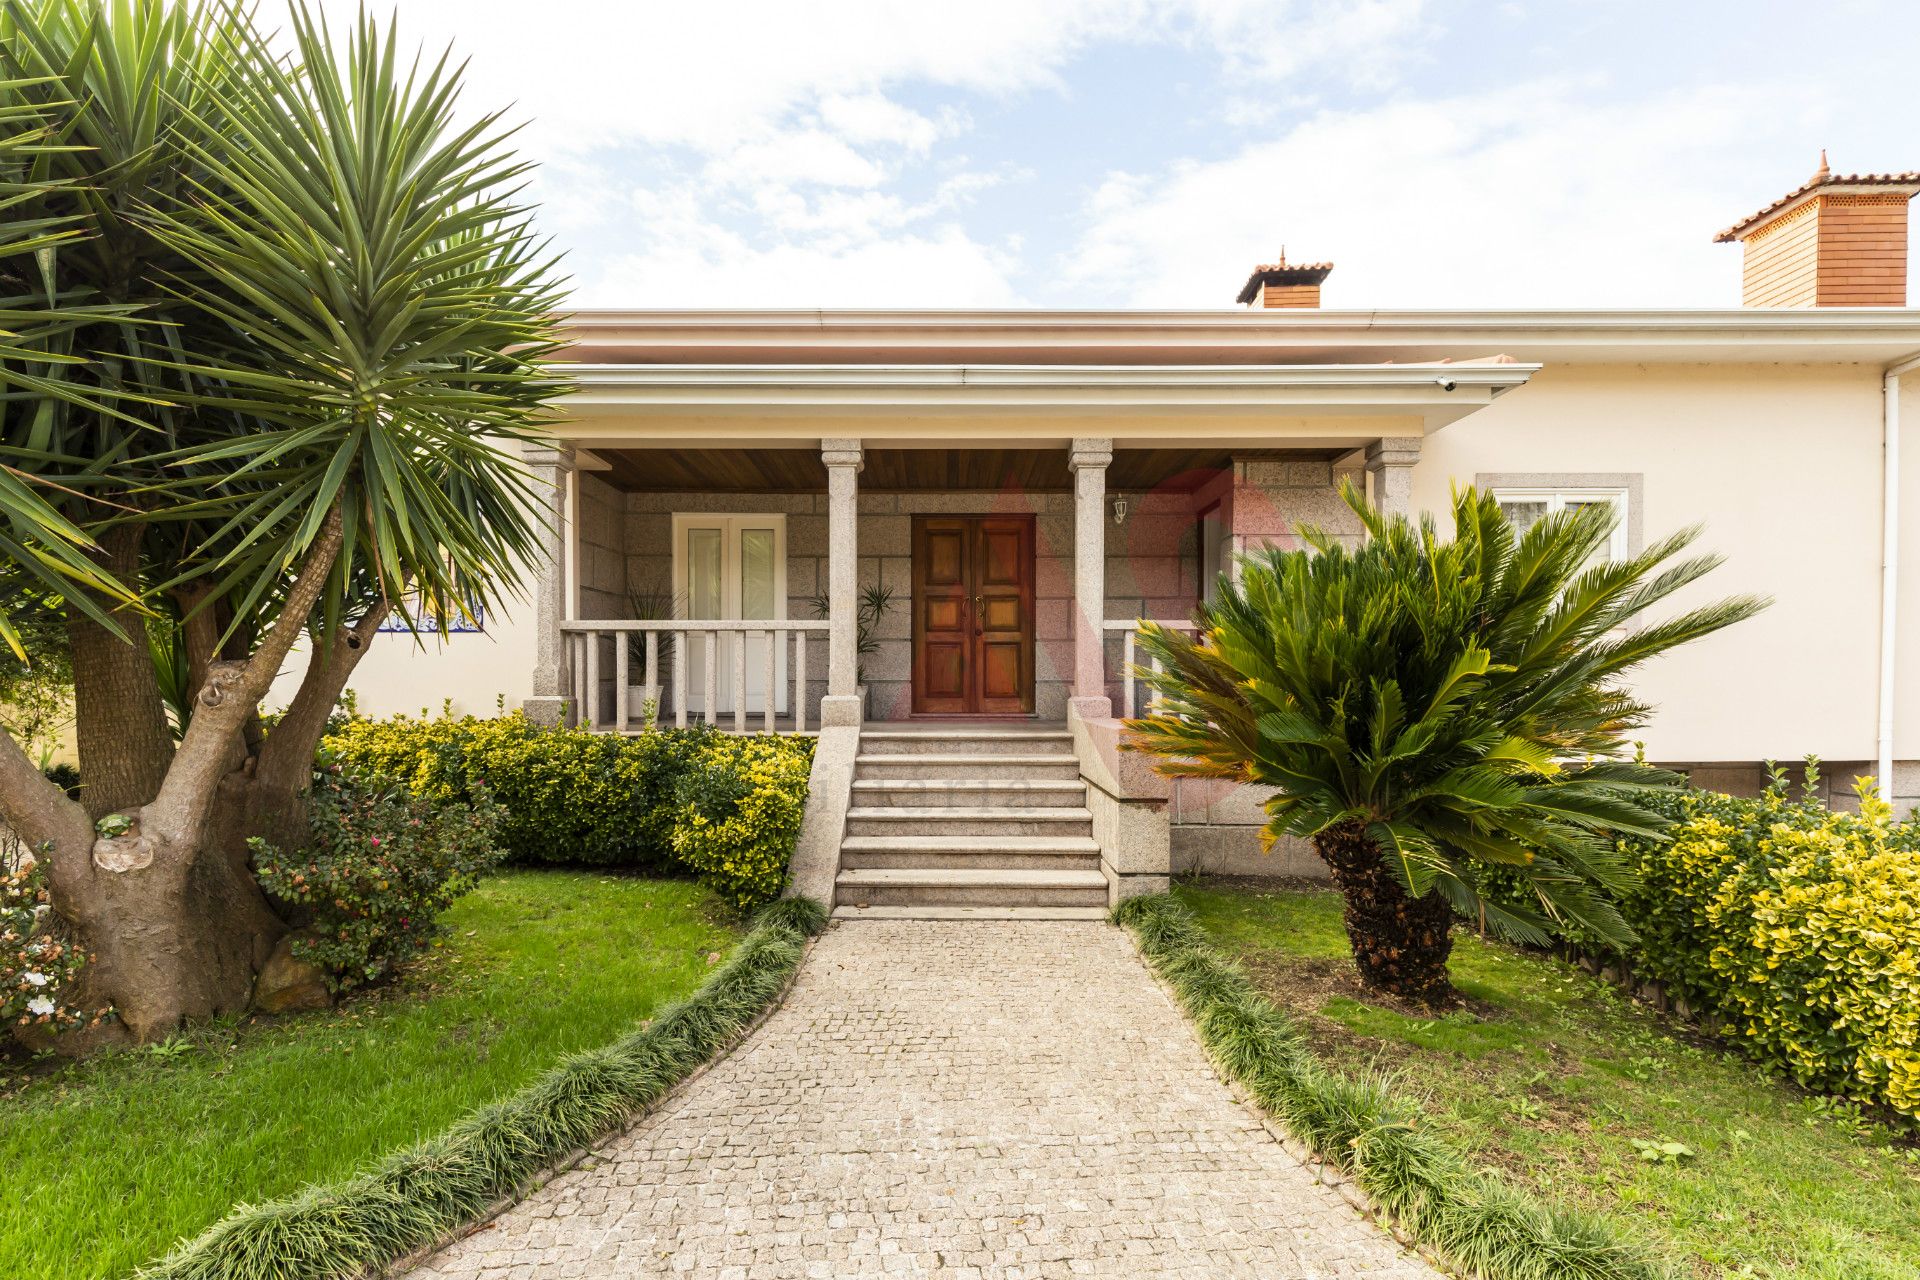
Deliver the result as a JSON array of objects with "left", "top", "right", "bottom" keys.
[{"left": 832, "top": 727, "right": 1109, "bottom": 921}]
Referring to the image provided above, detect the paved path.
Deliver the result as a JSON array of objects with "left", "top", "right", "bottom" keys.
[{"left": 406, "top": 921, "right": 1438, "bottom": 1279}]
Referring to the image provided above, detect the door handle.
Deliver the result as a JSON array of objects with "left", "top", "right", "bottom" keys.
[{"left": 972, "top": 595, "right": 984, "bottom": 634}]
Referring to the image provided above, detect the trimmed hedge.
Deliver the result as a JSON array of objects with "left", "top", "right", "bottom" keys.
[
  {"left": 320, "top": 713, "right": 709, "bottom": 868},
  {"left": 1543, "top": 773, "right": 1920, "bottom": 1121},
  {"left": 320, "top": 713, "right": 814, "bottom": 909},
  {"left": 1116, "top": 894, "right": 1669, "bottom": 1280},
  {"left": 137, "top": 897, "right": 828, "bottom": 1280}
]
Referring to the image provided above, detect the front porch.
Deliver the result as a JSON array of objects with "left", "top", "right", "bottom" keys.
[{"left": 529, "top": 439, "right": 1422, "bottom": 734}]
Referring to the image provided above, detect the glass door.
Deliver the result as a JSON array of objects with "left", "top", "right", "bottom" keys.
[{"left": 674, "top": 515, "right": 788, "bottom": 716}]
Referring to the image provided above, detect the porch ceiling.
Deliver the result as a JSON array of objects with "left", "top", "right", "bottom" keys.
[{"left": 593, "top": 446, "right": 1340, "bottom": 494}]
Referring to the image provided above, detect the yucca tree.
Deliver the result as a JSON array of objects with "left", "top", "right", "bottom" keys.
[
  {"left": 1126, "top": 486, "right": 1763, "bottom": 1004},
  {"left": 0, "top": 1, "right": 565, "bottom": 1044}
]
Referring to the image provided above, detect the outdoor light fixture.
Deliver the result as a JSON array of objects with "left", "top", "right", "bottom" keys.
[{"left": 1112, "top": 496, "right": 1130, "bottom": 525}]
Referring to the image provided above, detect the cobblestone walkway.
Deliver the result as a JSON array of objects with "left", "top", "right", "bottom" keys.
[{"left": 406, "top": 921, "right": 1438, "bottom": 1279}]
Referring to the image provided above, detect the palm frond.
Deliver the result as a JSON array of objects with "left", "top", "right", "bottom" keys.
[{"left": 1124, "top": 483, "right": 1759, "bottom": 933}]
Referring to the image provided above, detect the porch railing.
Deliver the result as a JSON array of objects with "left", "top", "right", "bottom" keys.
[
  {"left": 1105, "top": 618, "right": 1203, "bottom": 719},
  {"left": 560, "top": 620, "right": 831, "bottom": 733}
]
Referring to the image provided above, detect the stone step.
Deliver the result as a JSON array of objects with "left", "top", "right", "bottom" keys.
[
  {"left": 859, "top": 728, "right": 1075, "bottom": 756},
  {"left": 843, "top": 806, "right": 1094, "bottom": 839},
  {"left": 835, "top": 867, "right": 1110, "bottom": 908},
  {"left": 849, "top": 778, "right": 1088, "bottom": 809},
  {"left": 831, "top": 905, "right": 1111, "bottom": 922},
  {"left": 838, "top": 833, "right": 1103, "bottom": 871},
  {"left": 853, "top": 752, "right": 1082, "bottom": 781}
]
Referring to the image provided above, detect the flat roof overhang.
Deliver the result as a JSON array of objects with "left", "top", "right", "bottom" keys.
[
  {"left": 554, "top": 361, "right": 1538, "bottom": 444},
  {"left": 555, "top": 308, "right": 1920, "bottom": 367}
]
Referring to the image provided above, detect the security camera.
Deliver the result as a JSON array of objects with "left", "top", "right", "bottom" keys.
[{"left": 1435, "top": 376, "right": 1458, "bottom": 392}]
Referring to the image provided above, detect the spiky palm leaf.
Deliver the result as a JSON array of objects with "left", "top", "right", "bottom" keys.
[
  {"left": 130, "top": 4, "right": 568, "bottom": 639},
  {"left": 0, "top": 77, "right": 142, "bottom": 654},
  {"left": 2, "top": 0, "right": 566, "bottom": 652},
  {"left": 1126, "top": 484, "right": 1765, "bottom": 948}
]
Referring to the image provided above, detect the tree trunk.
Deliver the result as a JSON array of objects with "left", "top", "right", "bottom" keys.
[
  {"left": 66, "top": 525, "right": 174, "bottom": 819},
  {"left": 63, "top": 821, "right": 284, "bottom": 1045},
  {"left": 2, "top": 511, "right": 355, "bottom": 1048},
  {"left": 1313, "top": 818, "right": 1457, "bottom": 1006},
  {"left": 0, "top": 749, "right": 286, "bottom": 1049}
]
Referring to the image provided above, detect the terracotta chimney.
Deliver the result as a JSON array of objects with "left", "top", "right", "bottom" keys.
[
  {"left": 1715, "top": 153, "right": 1920, "bottom": 306},
  {"left": 1236, "top": 252, "right": 1333, "bottom": 308}
]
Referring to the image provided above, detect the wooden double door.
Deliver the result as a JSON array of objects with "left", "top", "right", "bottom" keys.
[{"left": 911, "top": 515, "right": 1035, "bottom": 715}]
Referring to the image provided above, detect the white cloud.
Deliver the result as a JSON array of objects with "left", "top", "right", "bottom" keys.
[
  {"left": 584, "top": 217, "right": 1022, "bottom": 308},
  {"left": 817, "top": 93, "right": 952, "bottom": 152},
  {"left": 311, "top": 0, "right": 1145, "bottom": 155},
  {"left": 298, "top": 1, "right": 1905, "bottom": 310},
  {"left": 1178, "top": 0, "right": 1433, "bottom": 88},
  {"left": 311, "top": 0, "right": 1432, "bottom": 158},
  {"left": 704, "top": 129, "right": 891, "bottom": 190},
  {"left": 1063, "top": 79, "right": 1793, "bottom": 307}
]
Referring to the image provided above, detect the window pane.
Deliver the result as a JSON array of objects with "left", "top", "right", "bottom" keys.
[
  {"left": 687, "top": 527, "right": 723, "bottom": 618},
  {"left": 1498, "top": 499, "right": 1550, "bottom": 535},
  {"left": 740, "top": 528, "right": 776, "bottom": 618},
  {"left": 1564, "top": 498, "right": 1624, "bottom": 564}
]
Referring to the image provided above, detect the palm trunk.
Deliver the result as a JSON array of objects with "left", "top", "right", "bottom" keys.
[
  {"left": 1313, "top": 818, "right": 1456, "bottom": 1006},
  {"left": 66, "top": 525, "right": 174, "bottom": 819}
]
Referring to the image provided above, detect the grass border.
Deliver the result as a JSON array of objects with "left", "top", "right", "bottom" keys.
[
  {"left": 1115, "top": 894, "right": 1671, "bottom": 1280},
  {"left": 134, "top": 896, "right": 829, "bottom": 1280}
]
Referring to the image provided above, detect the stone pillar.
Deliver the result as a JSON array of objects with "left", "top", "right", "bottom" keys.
[
  {"left": 820, "top": 438, "right": 864, "bottom": 727},
  {"left": 1364, "top": 437, "right": 1421, "bottom": 521},
  {"left": 1070, "top": 437, "right": 1113, "bottom": 718},
  {"left": 522, "top": 443, "right": 576, "bottom": 726}
]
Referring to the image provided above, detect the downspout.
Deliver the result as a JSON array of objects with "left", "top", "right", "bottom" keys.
[{"left": 1876, "top": 351, "right": 1920, "bottom": 795}]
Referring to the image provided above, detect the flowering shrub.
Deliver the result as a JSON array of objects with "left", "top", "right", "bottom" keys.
[
  {"left": 1524, "top": 769, "right": 1920, "bottom": 1120},
  {"left": 321, "top": 711, "right": 713, "bottom": 866},
  {"left": 253, "top": 771, "right": 507, "bottom": 992},
  {"left": 668, "top": 733, "right": 814, "bottom": 909},
  {"left": 2, "top": 862, "right": 92, "bottom": 1033}
]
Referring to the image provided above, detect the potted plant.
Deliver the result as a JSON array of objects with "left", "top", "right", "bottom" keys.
[
  {"left": 808, "top": 584, "right": 896, "bottom": 718},
  {"left": 625, "top": 583, "right": 682, "bottom": 725}
]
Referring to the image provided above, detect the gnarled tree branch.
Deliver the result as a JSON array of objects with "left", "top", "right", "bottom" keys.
[
  {"left": 253, "top": 595, "right": 393, "bottom": 794},
  {"left": 146, "top": 504, "right": 347, "bottom": 841},
  {"left": 0, "top": 724, "right": 93, "bottom": 903}
]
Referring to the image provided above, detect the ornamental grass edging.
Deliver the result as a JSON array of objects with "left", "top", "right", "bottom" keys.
[
  {"left": 135, "top": 896, "right": 830, "bottom": 1280},
  {"left": 1113, "top": 894, "right": 1673, "bottom": 1280}
]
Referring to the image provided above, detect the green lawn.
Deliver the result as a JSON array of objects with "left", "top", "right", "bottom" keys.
[
  {"left": 1175, "top": 878, "right": 1920, "bottom": 1280},
  {"left": 0, "top": 870, "right": 743, "bottom": 1280}
]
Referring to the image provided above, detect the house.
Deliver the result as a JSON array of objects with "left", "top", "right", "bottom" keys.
[{"left": 314, "top": 161, "right": 1920, "bottom": 917}]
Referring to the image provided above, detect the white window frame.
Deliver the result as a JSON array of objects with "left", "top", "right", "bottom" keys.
[
  {"left": 1491, "top": 487, "right": 1631, "bottom": 561},
  {"left": 1197, "top": 500, "right": 1229, "bottom": 604},
  {"left": 670, "top": 513, "right": 788, "bottom": 715}
]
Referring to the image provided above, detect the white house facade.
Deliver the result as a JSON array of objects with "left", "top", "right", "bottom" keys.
[{"left": 296, "top": 166, "right": 1920, "bottom": 913}]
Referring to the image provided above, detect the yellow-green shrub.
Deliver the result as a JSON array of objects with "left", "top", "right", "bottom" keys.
[
  {"left": 319, "top": 711, "right": 814, "bottom": 908},
  {"left": 1606, "top": 777, "right": 1920, "bottom": 1120},
  {"left": 668, "top": 733, "right": 815, "bottom": 909},
  {"left": 320, "top": 712, "right": 710, "bottom": 868}
]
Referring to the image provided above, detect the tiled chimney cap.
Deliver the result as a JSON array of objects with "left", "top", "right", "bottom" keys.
[
  {"left": 1713, "top": 151, "right": 1920, "bottom": 242},
  {"left": 1235, "top": 251, "right": 1334, "bottom": 304}
]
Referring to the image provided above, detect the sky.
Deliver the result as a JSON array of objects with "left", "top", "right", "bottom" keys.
[{"left": 312, "top": 0, "right": 1920, "bottom": 310}]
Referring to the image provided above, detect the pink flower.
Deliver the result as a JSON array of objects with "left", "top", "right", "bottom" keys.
[{"left": 370, "top": 836, "right": 382, "bottom": 847}]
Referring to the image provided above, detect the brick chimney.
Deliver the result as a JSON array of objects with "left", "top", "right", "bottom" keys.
[
  {"left": 1236, "top": 252, "right": 1332, "bottom": 308},
  {"left": 1715, "top": 153, "right": 1920, "bottom": 306}
]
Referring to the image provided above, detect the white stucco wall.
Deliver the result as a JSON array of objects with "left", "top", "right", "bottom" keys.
[
  {"left": 266, "top": 599, "right": 538, "bottom": 722},
  {"left": 1414, "top": 361, "right": 1889, "bottom": 766}
]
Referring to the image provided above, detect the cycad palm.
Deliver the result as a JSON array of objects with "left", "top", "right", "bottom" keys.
[{"left": 1126, "top": 486, "right": 1763, "bottom": 1004}]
